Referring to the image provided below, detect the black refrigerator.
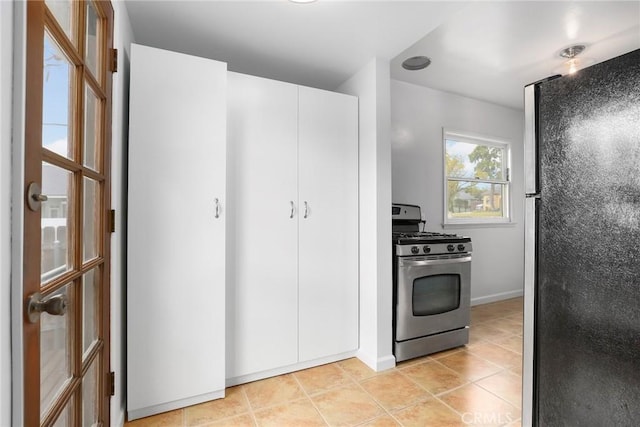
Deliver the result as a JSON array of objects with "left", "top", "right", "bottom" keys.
[{"left": 523, "top": 49, "right": 640, "bottom": 426}]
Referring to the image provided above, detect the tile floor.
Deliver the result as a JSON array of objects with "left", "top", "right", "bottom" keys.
[{"left": 125, "top": 297, "right": 523, "bottom": 427}]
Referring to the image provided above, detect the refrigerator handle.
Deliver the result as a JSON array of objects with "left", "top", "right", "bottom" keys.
[
  {"left": 524, "top": 84, "right": 538, "bottom": 195},
  {"left": 522, "top": 196, "right": 538, "bottom": 426}
]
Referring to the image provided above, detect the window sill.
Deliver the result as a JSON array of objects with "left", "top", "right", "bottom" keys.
[{"left": 442, "top": 221, "right": 518, "bottom": 229}]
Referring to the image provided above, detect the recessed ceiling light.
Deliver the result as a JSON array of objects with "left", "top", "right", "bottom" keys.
[
  {"left": 289, "top": 0, "right": 317, "bottom": 3},
  {"left": 559, "top": 45, "right": 586, "bottom": 59},
  {"left": 554, "top": 44, "right": 593, "bottom": 75},
  {"left": 402, "top": 56, "right": 431, "bottom": 71}
]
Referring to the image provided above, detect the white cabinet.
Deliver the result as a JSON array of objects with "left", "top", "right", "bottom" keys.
[
  {"left": 227, "top": 73, "right": 358, "bottom": 380},
  {"left": 298, "top": 87, "right": 359, "bottom": 362},
  {"left": 226, "top": 73, "right": 299, "bottom": 377},
  {"left": 127, "top": 44, "right": 227, "bottom": 419}
]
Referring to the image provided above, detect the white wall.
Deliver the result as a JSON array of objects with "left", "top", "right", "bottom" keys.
[
  {"left": 0, "top": 1, "right": 14, "bottom": 425},
  {"left": 391, "top": 79, "right": 525, "bottom": 304},
  {"left": 338, "top": 58, "right": 394, "bottom": 371},
  {"left": 111, "top": 2, "right": 134, "bottom": 426}
]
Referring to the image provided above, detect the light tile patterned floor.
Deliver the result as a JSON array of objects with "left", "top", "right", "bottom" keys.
[{"left": 125, "top": 297, "right": 523, "bottom": 427}]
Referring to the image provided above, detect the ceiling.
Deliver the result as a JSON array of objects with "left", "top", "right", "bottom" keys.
[
  {"left": 124, "top": 1, "right": 640, "bottom": 110},
  {"left": 391, "top": 1, "right": 640, "bottom": 109}
]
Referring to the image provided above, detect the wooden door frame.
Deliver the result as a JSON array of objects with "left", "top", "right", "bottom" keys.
[{"left": 20, "top": 1, "right": 114, "bottom": 425}]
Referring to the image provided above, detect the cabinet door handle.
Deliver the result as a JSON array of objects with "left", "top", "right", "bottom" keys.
[
  {"left": 303, "top": 201, "right": 309, "bottom": 219},
  {"left": 290, "top": 201, "right": 295, "bottom": 219},
  {"left": 214, "top": 198, "right": 220, "bottom": 219}
]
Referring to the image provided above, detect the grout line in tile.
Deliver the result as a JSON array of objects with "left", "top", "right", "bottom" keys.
[
  {"left": 427, "top": 358, "right": 475, "bottom": 391},
  {"left": 391, "top": 368, "right": 438, "bottom": 408},
  {"left": 239, "top": 384, "right": 259, "bottom": 426},
  {"left": 429, "top": 390, "right": 470, "bottom": 423},
  {"left": 388, "top": 410, "right": 407, "bottom": 427},
  {"left": 467, "top": 334, "right": 518, "bottom": 353},
  {"left": 197, "top": 412, "right": 254, "bottom": 427},
  {"left": 387, "top": 359, "right": 473, "bottom": 426},
  {"left": 474, "top": 378, "right": 522, "bottom": 411},
  {"left": 488, "top": 339, "right": 523, "bottom": 355},
  {"left": 456, "top": 348, "right": 518, "bottom": 375},
  {"left": 351, "top": 372, "right": 400, "bottom": 424},
  {"left": 430, "top": 374, "right": 521, "bottom": 424},
  {"left": 291, "top": 368, "right": 331, "bottom": 426}
]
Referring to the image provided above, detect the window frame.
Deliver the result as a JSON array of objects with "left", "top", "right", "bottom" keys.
[{"left": 442, "top": 128, "right": 512, "bottom": 225}]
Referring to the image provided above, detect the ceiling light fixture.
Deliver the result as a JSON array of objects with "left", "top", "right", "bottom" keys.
[
  {"left": 402, "top": 56, "right": 431, "bottom": 71},
  {"left": 559, "top": 45, "right": 585, "bottom": 59},
  {"left": 288, "top": 0, "right": 317, "bottom": 3},
  {"left": 554, "top": 44, "right": 594, "bottom": 75}
]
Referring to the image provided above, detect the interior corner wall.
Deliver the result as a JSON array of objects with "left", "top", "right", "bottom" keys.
[
  {"left": 337, "top": 58, "right": 394, "bottom": 371},
  {"left": 0, "top": 1, "right": 15, "bottom": 425},
  {"left": 373, "top": 61, "right": 393, "bottom": 364},
  {"left": 390, "top": 79, "right": 525, "bottom": 304},
  {"left": 111, "top": 2, "right": 135, "bottom": 426}
]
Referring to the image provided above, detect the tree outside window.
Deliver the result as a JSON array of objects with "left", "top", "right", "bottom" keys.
[{"left": 444, "top": 130, "right": 511, "bottom": 223}]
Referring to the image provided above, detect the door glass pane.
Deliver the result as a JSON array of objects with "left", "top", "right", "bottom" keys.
[
  {"left": 51, "top": 398, "right": 74, "bottom": 427},
  {"left": 413, "top": 275, "right": 461, "bottom": 316},
  {"left": 43, "top": 32, "right": 74, "bottom": 160},
  {"left": 82, "top": 269, "right": 99, "bottom": 355},
  {"left": 44, "top": 0, "right": 73, "bottom": 42},
  {"left": 41, "top": 284, "right": 73, "bottom": 418},
  {"left": 84, "top": 84, "right": 100, "bottom": 171},
  {"left": 82, "top": 359, "right": 99, "bottom": 427},
  {"left": 83, "top": 178, "right": 99, "bottom": 262},
  {"left": 41, "top": 163, "right": 73, "bottom": 283},
  {"left": 85, "top": 1, "right": 100, "bottom": 80}
]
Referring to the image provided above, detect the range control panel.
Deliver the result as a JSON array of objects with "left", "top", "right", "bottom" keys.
[{"left": 396, "top": 242, "right": 472, "bottom": 256}]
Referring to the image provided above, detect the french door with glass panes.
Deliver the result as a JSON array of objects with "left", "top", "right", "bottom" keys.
[{"left": 22, "top": 1, "right": 114, "bottom": 426}]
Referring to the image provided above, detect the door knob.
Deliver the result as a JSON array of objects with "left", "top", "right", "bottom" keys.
[
  {"left": 27, "top": 182, "right": 48, "bottom": 212},
  {"left": 26, "top": 292, "right": 68, "bottom": 323}
]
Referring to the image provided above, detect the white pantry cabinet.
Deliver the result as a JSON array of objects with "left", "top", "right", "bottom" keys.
[
  {"left": 227, "top": 73, "right": 359, "bottom": 380},
  {"left": 298, "top": 87, "right": 359, "bottom": 362},
  {"left": 127, "top": 44, "right": 227, "bottom": 419},
  {"left": 226, "top": 73, "right": 299, "bottom": 377}
]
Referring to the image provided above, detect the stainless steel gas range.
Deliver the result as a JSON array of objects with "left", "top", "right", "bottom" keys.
[{"left": 392, "top": 203, "right": 472, "bottom": 362}]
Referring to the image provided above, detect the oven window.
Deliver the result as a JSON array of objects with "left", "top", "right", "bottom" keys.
[{"left": 412, "top": 274, "right": 461, "bottom": 316}]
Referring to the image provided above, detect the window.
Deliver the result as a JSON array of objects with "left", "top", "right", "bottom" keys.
[{"left": 444, "top": 129, "right": 511, "bottom": 224}]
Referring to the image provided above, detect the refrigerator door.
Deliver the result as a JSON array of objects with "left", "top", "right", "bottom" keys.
[
  {"left": 522, "top": 197, "right": 537, "bottom": 427},
  {"left": 523, "top": 84, "right": 537, "bottom": 195},
  {"left": 534, "top": 49, "right": 640, "bottom": 425}
]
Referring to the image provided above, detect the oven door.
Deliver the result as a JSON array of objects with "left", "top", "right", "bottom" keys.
[{"left": 395, "top": 255, "right": 471, "bottom": 342}]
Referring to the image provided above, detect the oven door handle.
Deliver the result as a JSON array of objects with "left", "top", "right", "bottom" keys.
[{"left": 399, "top": 256, "right": 471, "bottom": 267}]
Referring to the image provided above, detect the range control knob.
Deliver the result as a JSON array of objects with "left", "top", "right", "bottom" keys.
[
  {"left": 457, "top": 244, "right": 466, "bottom": 251},
  {"left": 423, "top": 245, "right": 431, "bottom": 253},
  {"left": 411, "top": 246, "right": 419, "bottom": 254},
  {"left": 447, "top": 244, "right": 455, "bottom": 252}
]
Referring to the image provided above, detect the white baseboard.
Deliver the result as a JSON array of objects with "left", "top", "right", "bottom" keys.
[
  {"left": 356, "top": 350, "right": 396, "bottom": 372},
  {"left": 127, "top": 389, "right": 224, "bottom": 421},
  {"left": 471, "top": 289, "right": 524, "bottom": 306},
  {"left": 226, "top": 350, "right": 357, "bottom": 387}
]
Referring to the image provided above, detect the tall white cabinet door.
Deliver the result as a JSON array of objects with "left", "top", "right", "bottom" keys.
[
  {"left": 298, "top": 87, "right": 359, "bottom": 362},
  {"left": 127, "top": 44, "right": 227, "bottom": 419},
  {"left": 227, "top": 73, "right": 299, "bottom": 377}
]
